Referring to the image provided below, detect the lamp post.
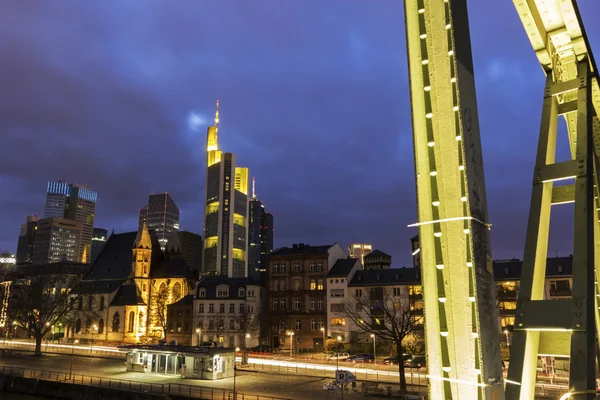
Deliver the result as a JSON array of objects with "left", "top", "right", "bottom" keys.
[
  {"left": 69, "top": 339, "right": 79, "bottom": 380},
  {"left": 12, "top": 321, "right": 17, "bottom": 340},
  {"left": 196, "top": 328, "right": 201, "bottom": 346},
  {"left": 320, "top": 327, "right": 325, "bottom": 352},
  {"left": 91, "top": 325, "right": 97, "bottom": 352},
  {"left": 371, "top": 334, "right": 376, "bottom": 364},
  {"left": 287, "top": 331, "right": 294, "bottom": 357}
]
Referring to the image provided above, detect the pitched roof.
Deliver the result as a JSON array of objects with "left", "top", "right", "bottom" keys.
[
  {"left": 71, "top": 279, "right": 126, "bottom": 294},
  {"left": 270, "top": 244, "right": 333, "bottom": 256},
  {"left": 151, "top": 256, "right": 194, "bottom": 279},
  {"left": 169, "top": 293, "right": 194, "bottom": 307},
  {"left": 348, "top": 267, "right": 420, "bottom": 287},
  {"left": 327, "top": 258, "right": 360, "bottom": 277},
  {"left": 196, "top": 275, "right": 259, "bottom": 299},
  {"left": 364, "top": 249, "right": 391, "bottom": 259},
  {"left": 110, "top": 284, "right": 146, "bottom": 306},
  {"left": 493, "top": 256, "right": 572, "bottom": 280}
]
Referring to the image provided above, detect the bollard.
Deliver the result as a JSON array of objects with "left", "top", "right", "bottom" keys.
[{"left": 387, "top": 386, "right": 392, "bottom": 397}]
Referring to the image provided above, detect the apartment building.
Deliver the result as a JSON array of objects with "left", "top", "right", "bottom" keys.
[{"left": 267, "top": 243, "right": 346, "bottom": 351}]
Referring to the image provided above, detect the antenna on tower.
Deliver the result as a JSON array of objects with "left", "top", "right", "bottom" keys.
[
  {"left": 252, "top": 177, "right": 256, "bottom": 199},
  {"left": 214, "top": 100, "right": 220, "bottom": 130}
]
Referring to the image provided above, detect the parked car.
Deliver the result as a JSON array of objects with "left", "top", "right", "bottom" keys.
[
  {"left": 383, "top": 354, "right": 413, "bottom": 365},
  {"left": 249, "top": 345, "right": 272, "bottom": 353},
  {"left": 346, "top": 353, "right": 375, "bottom": 363},
  {"left": 199, "top": 341, "right": 217, "bottom": 348},
  {"left": 404, "top": 355, "right": 426, "bottom": 368},
  {"left": 326, "top": 352, "right": 350, "bottom": 360}
]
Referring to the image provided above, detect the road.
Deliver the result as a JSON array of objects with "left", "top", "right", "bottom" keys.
[{"left": 0, "top": 353, "right": 419, "bottom": 400}]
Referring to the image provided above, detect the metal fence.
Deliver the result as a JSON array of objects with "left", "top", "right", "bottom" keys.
[{"left": 0, "top": 365, "right": 291, "bottom": 400}]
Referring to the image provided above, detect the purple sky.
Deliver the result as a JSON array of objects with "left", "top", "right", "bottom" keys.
[{"left": 1, "top": 1, "right": 599, "bottom": 266}]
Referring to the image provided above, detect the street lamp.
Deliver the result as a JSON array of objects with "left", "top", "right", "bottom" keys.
[
  {"left": 287, "top": 331, "right": 294, "bottom": 357},
  {"left": 320, "top": 327, "right": 325, "bottom": 352},
  {"left": 69, "top": 339, "right": 79, "bottom": 380},
  {"left": 371, "top": 334, "right": 376, "bottom": 364},
  {"left": 45, "top": 322, "right": 51, "bottom": 352},
  {"left": 91, "top": 325, "right": 97, "bottom": 352},
  {"left": 245, "top": 333, "right": 250, "bottom": 348},
  {"left": 12, "top": 321, "right": 17, "bottom": 339},
  {"left": 196, "top": 328, "right": 201, "bottom": 346}
]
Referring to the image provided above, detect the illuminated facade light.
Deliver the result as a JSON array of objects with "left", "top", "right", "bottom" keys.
[
  {"left": 420, "top": 33, "right": 427, "bottom": 39},
  {"left": 442, "top": 367, "right": 452, "bottom": 372},
  {"left": 438, "top": 297, "right": 447, "bottom": 302},
  {"left": 432, "top": 201, "right": 440, "bottom": 206},
  {"left": 424, "top": 86, "right": 431, "bottom": 91},
  {"left": 445, "top": 24, "right": 451, "bottom": 29},
  {"left": 469, "top": 296, "right": 475, "bottom": 302},
  {"left": 427, "top": 141, "right": 435, "bottom": 147},
  {"left": 464, "top": 229, "right": 470, "bottom": 234},
  {"left": 458, "top": 165, "right": 464, "bottom": 170},
  {"left": 466, "top": 262, "right": 473, "bottom": 267},
  {"left": 448, "top": 50, "right": 454, "bottom": 55},
  {"left": 461, "top": 196, "right": 467, "bottom": 202},
  {"left": 426, "top": 113, "right": 433, "bottom": 119},
  {"left": 418, "top": 8, "right": 425, "bottom": 14},
  {"left": 434, "top": 232, "right": 442, "bottom": 237},
  {"left": 450, "top": 77, "right": 456, "bottom": 83},
  {"left": 455, "top": 136, "right": 462, "bottom": 141},
  {"left": 430, "top": 171, "right": 438, "bottom": 176},
  {"left": 436, "top": 264, "right": 444, "bottom": 270},
  {"left": 453, "top": 106, "right": 459, "bottom": 111},
  {"left": 441, "top": 332, "right": 449, "bottom": 337},
  {"left": 422, "top": 59, "right": 429, "bottom": 65}
]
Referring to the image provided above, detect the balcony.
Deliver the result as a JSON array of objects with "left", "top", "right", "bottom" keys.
[{"left": 549, "top": 288, "right": 572, "bottom": 297}]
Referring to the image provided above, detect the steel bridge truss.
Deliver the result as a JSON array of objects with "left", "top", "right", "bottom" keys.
[{"left": 506, "top": 1, "right": 600, "bottom": 399}]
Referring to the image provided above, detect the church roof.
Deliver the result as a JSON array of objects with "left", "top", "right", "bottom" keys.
[
  {"left": 364, "top": 249, "right": 391, "bottom": 259},
  {"left": 71, "top": 279, "right": 125, "bottom": 294},
  {"left": 151, "top": 256, "right": 194, "bottom": 279},
  {"left": 110, "top": 284, "right": 146, "bottom": 306},
  {"left": 165, "top": 230, "right": 182, "bottom": 253}
]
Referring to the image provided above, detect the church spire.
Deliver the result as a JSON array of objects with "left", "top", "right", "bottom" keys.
[{"left": 134, "top": 220, "right": 152, "bottom": 249}]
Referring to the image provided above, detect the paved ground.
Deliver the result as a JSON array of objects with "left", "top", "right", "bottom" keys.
[{"left": 0, "top": 353, "right": 420, "bottom": 400}]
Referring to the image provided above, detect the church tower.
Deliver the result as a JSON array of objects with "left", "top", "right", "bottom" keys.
[{"left": 132, "top": 221, "right": 152, "bottom": 304}]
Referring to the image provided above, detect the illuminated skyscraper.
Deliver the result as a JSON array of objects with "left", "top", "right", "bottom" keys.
[
  {"left": 16, "top": 214, "right": 39, "bottom": 264},
  {"left": 138, "top": 193, "right": 180, "bottom": 252},
  {"left": 348, "top": 243, "right": 372, "bottom": 266},
  {"left": 202, "top": 101, "right": 250, "bottom": 278},
  {"left": 32, "top": 217, "right": 82, "bottom": 264},
  {"left": 248, "top": 178, "right": 274, "bottom": 283},
  {"left": 44, "top": 181, "right": 97, "bottom": 263}
]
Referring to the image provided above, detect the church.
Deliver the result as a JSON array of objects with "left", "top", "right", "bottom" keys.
[{"left": 68, "top": 222, "right": 195, "bottom": 344}]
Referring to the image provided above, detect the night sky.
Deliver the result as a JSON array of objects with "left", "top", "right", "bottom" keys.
[{"left": 1, "top": 1, "right": 599, "bottom": 266}]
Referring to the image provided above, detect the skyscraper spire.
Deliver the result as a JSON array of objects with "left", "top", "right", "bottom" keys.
[
  {"left": 214, "top": 100, "right": 220, "bottom": 130},
  {"left": 252, "top": 177, "right": 256, "bottom": 199}
]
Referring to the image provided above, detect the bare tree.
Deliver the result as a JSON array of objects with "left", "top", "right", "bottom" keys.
[
  {"left": 7, "top": 273, "right": 81, "bottom": 356},
  {"left": 155, "top": 285, "right": 169, "bottom": 340},
  {"left": 340, "top": 288, "right": 423, "bottom": 393}
]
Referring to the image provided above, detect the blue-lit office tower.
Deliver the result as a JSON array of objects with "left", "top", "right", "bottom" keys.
[
  {"left": 138, "top": 193, "right": 180, "bottom": 252},
  {"left": 44, "top": 181, "right": 97, "bottom": 263}
]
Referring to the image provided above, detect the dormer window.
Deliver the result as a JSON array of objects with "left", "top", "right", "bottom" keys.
[
  {"left": 217, "top": 287, "right": 229, "bottom": 298},
  {"left": 504, "top": 268, "right": 510, "bottom": 276},
  {"left": 238, "top": 288, "right": 245, "bottom": 298},
  {"left": 198, "top": 288, "right": 206, "bottom": 298},
  {"left": 557, "top": 265, "right": 563, "bottom": 273}
]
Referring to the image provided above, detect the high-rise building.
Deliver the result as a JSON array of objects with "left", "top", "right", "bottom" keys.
[
  {"left": 32, "top": 217, "right": 83, "bottom": 264},
  {"left": 138, "top": 193, "right": 180, "bottom": 251},
  {"left": 202, "top": 101, "right": 250, "bottom": 278},
  {"left": 348, "top": 243, "right": 372, "bottom": 266},
  {"left": 247, "top": 179, "right": 275, "bottom": 284},
  {"left": 166, "top": 231, "right": 203, "bottom": 278},
  {"left": 16, "top": 215, "right": 39, "bottom": 264},
  {"left": 91, "top": 227, "right": 108, "bottom": 264},
  {"left": 44, "top": 181, "right": 97, "bottom": 263}
]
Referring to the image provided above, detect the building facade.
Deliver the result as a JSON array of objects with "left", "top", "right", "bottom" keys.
[
  {"left": 202, "top": 101, "right": 250, "bottom": 278},
  {"left": 248, "top": 194, "right": 274, "bottom": 284},
  {"left": 348, "top": 244, "right": 372, "bottom": 266},
  {"left": 44, "top": 181, "right": 97, "bottom": 263},
  {"left": 16, "top": 215, "right": 39, "bottom": 265},
  {"left": 139, "top": 193, "right": 180, "bottom": 252},
  {"left": 193, "top": 276, "right": 264, "bottom": 349},
  {"left": 363, "top": 250, "right": 392, "bottom": 270},
  {"left": 267, "top": 243, "right": 347, "bottom": 351},
  {"left": 32, "top": 217, "right": 83, "bottom": 264},
  {"left": 69, "top": 222, "right": 194, "bottom": 344},
  {"left": 91, "top": 227, "right": 108, "bottom": 264}
]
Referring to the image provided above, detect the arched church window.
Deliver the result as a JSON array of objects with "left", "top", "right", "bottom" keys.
[
  {"left": 75, "top": 318, "right": 81, "bottom": 333},
  {"left": 172, "top": 282, "right": 182, "bottom": 301},
  {"left": 112, "top": 312, "right": 120, "bottom": 332},
  {"left": 128, "top": 311, "right": 135, "bottom": 333},
  {"left": 98, "top": 319, "right": 104, "bottom": 334}
]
